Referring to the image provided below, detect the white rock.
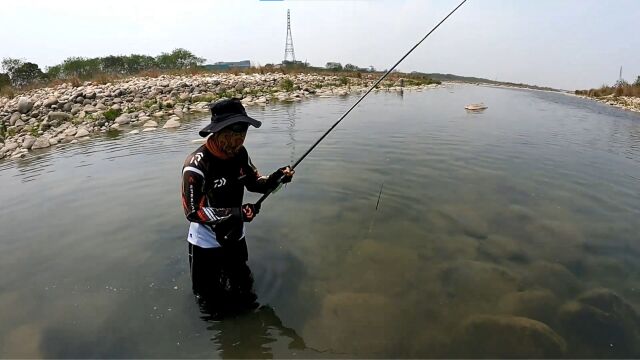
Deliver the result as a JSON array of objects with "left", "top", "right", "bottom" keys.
[
  {"left": 48, "top": 137, "right": 59, "bottom": 145},
  {"left": 64, "top": 127, "right": 77, "bottom": 137},
  {"left": 9, "top": 112, "right": 21, "bottom": 125},
  {"left": 4, "top": 142, "right": 19, "bottom": 151},
  {"left": 128, "top": 130, "right": 140, "bottom": 134},
  {"left": 31, "top": 137, "right": 51, "bottom": 149},
  {"left": 143, "top": 120, "right": 158, "bottom": 127},
  {"left": 110, "top": 123, "right": 121, "bottom": 130},
  {"left": 142, "top": 127, "right": 157, "bottom": 132},
  {"left": 114, "top": 114, "right": 131, "bottom": 124},
  {"left": 70, "top": 139, "right": 78, "bottom": 144},
  {"left": 162, "top": 119, "right": 181, "bottom": 129},
  {"left": 43, "top": 97, "right": 58, "bottom": 108},
  {"left": 22, "top": 136, "right": 36, "bottom": 149},
  {"left": 75, "top": 127, "right": 90, "bottom": 138}
]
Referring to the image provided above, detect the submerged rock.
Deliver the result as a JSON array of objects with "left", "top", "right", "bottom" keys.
[
  {"left": 558, "top": 288, "right": 640, "bottom": 357},
  {"left": 437, "top": 260, "right": 519, "bottom": 304},
  {"left": 521, "top": 261, "right": 582, "bottom": 298},
  {"left": 454, "top": 315, "right": 566, "bottom": 358},
  {"left": 303, "top": 292, "right": 405, "bottom": 355},
  {"left": 498, "top": 289, "right": 559, "bottom": 326}
]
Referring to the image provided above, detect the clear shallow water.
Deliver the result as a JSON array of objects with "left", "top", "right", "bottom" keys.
[{"left": 1, "top": 84, "right": 639, "bottom": 358}]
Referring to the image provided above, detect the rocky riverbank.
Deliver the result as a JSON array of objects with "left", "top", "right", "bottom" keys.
[
  {"left": 575, "top": 94, "right": 640, "bottom": 113},
  {"left": 0, "top": 73, "right": 439, "bottom": 161}
]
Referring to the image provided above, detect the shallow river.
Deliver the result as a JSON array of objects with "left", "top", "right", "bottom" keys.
[{"left": 1, "top": 84, "right": 639, "bottom": 358}]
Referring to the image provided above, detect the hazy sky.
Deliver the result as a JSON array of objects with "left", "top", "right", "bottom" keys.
[{"left": 1, "top": 0, "right": 638, "bottom": 90}]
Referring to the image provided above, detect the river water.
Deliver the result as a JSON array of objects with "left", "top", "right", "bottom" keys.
[{"left": 1, "top": 84, "right": 639, "bottom": 358}]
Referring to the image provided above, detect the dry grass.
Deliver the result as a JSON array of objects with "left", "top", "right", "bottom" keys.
[
  {"left": 0, "top": 86, "right": 15, "bottom": 98},
  {"left": 577, "top": 84, "right": 640, "bottom": 98}
]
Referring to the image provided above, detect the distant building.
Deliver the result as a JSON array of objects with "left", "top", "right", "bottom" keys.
[
  {"left": 325, "top": 62, "right": 342, "bottom": 70},
  {"left": 204, "top": 60, "right": 251, "bottom": 71}
]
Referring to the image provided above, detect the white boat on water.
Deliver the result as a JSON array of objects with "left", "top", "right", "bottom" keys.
[{"left": 465, "top": 103, "right": 488, "bottom": 111}]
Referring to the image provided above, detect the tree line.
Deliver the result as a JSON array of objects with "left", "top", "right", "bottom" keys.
[{"left": 0, "top": 48, "right": 205, "bottom": 89}]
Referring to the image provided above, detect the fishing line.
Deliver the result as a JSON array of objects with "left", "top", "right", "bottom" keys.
[
  {"left": 257, "top": 0, "right": 468, "bottom": 207},
  {"left": 367, "top": 182, "right": 385, "bottom": 236}
]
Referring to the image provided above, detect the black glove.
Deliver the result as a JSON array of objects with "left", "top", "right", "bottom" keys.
[
  {"left": 267, "top": 166, "right": 294, "bottom": 189},
  {"left": 241, "top": 203, "right": 260, "bottom": 222}
]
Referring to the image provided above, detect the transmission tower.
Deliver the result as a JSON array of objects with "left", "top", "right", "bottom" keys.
[{"left": 284, "top": 9, "right": 296, "bottom": 63}]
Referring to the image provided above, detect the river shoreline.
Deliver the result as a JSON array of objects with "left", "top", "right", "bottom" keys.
[
  {"left": 0, "top": 73, "right": 440, "bottom": 162},
  {"left": 572, "top": 93, "right": 640, "bottom": 114}
]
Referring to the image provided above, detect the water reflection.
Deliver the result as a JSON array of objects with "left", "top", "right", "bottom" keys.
[
  {"left": 190, "top": 241, "right": 306, "bottom": 358},
  {"left": 205, "top": 305, "right": 306, "bottom": 359}
]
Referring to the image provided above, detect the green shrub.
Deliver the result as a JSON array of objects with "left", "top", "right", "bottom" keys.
[
  {"left": 280, "top": 78, "right": 294, "bottom": 92},
  {"left": 103, "top": 108, "right": 122, "bottom": 121},
  {"left": 338, "top": 76, "right": 350, "bottom": 86}
]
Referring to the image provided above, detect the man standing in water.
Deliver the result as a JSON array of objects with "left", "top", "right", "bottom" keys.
[{"left": 181, "top": 98, "right": 294, "bottom": 313}]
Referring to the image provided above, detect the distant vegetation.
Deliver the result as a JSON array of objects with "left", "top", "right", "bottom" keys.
[
  {"left": 575, "top": 77, "right": 640, "bottom": 98},
  {"left": 0, "top": 48, "right": 205, "bottom": 95}
]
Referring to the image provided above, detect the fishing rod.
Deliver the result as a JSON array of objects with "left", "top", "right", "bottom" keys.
[{"left": 256, "top": 0, "right": 468, "bottom": 207}]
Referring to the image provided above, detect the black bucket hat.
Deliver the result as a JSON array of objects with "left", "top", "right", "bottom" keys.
[{"left": 199, "top": 98, "right": 262, "bottom": 137}]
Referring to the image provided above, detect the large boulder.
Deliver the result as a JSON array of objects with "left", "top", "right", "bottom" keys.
[
  {"left": 453, "top": 315, "right": 566, "bottom": 358},
  {"left": 17, "top": 97, "right": 33, "bottom": 114}
]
